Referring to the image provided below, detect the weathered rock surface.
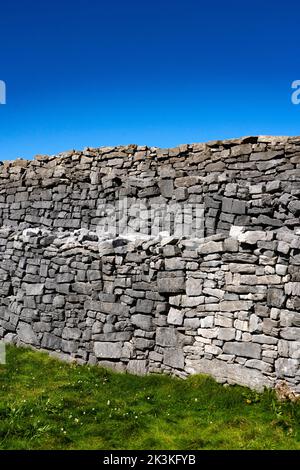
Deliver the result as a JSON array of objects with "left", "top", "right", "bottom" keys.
[{"left": 0, "top": 136, "right": 300, "bottom": 392}]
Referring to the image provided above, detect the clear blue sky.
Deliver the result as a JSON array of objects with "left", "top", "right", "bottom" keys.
[{"left": 1, "top": 0, "right": 300, "bottom": 160}]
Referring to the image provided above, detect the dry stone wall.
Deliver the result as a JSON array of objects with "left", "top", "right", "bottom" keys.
[
  {"left": 0, "top": 135, "right": 300, "bottom": 391},
  {"left": 0, "top": 135, "right": 299, "bottom": 237}
]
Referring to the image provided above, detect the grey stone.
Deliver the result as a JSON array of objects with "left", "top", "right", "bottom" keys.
[
  {"left": 181, "top": 295, "right": 205, "bottom": 307},
  {"left": 284, "top": 282, "right": 300, "bottom": 296},
  {"left": 240, "top": 275, "right": 281, "bottom": 285},
  {"left": 72, "top": 282, "right": 92, "bottom": 295},
  {"left": 252, "top": 334, "right": 278, "bottom": 345},
  {"left": 175, "top": 176, "right": 199, "bottom": 187},
  {"left": 131, "top": 314, "right": 153, "bottom": 330},
  {"left": 136, "top": 299, "right": 154, "bottom": 314},
  {"left": 85, "top": 300, "right": 130, "bottom": 316},
  {"left": 157, "top": 277, "right": 185, "bottom": 293},
  {"left": 24, "top": 283, "right": 44, "bottom": 296},
  {"left": 184, "top": 318, "right": 201, "bottom": 329},
  {"left": 164, "top": 348, "right": 184, "bottom": 369},
  {"left": 186, "top": 358, "right": 273, "bottom": 391},
  {"left": 134, "top": 337, "right": 155, "bottom": 350},
  {"left": 197, "top": 327, "right": 219, "bottom": 339},
  {"left": 275, "top": 358, "right": 299, "bottom": 378},
  {"left": 56, "top": 273, "right": 74, "bottom": 283},
  {"left": 222, "top": 253, "right": 258, "bottom": 263},
  {"left": 174, "top": 187, "right": 188, "bottom": 201},
  {"left": 223, "top": 342, "right": 261, "bottom": 359},
  {"left": 17, "top": 322, "right": 39, "bottom": 345},
  {"left": 256, "top": 215, "right": 283, "bottom": 227},
  {"left": 223, "top": 238, "right": 239, "bottom": 252},
  {"left": 245, "top": 359, "right": 272, "bottom": 373},
  {"left": 94, "top": 332, "right": 132, "bottom": 342},
  {"left": 62, "top": 327, "right": 81, "bottom": 340},
  {"left": 215, "top": 315, "right": 233, "bottom": 328},
  {"left": 164, "top": 257, "right": 186, "bottom": 270},
  {"left": 256, "top": 158, "right": 286, "bottom": 171},
  {"left": 158, "top": 179, "right": 174, "bottom": 198},
  {"left": 200, "top": 316, "right": 214, "bottom": 328},
  {"left": 61, "top": 340, "right": 78, "bottom": 353},
  {"left": 186, "top": 277, "right": 202, "bottom": 296},
  {"left": 41, "top": 333, "right": 62, "bottom": 350},
  {"left": 292, "top": 313, "right": 300, "bottom": 327},
  {"left": 220, "top": 300, "right": 252, "bottom": 312},
  {"left": 94, "top": 341, "right": 123, "bottom": 359},
  {"left": 127, "top": 359, "right": 147, "bottom": 375},
  {"left": 289, "top": 341, "right": 300, "bottom": 359},
  {"left": 167, "top": 307, "right": 184, "bottom": 326},
  {"left": 198, "top": 241, "right": 223, "bottom": 254},
  {"left": 277, "top": 241, "right": 290, "bottom": 254},
  {"left": 156, "top": 327, "right": 178, "bottom": 347},
  {"left": 53, "top": 295, "right": 65, "bottom": 308},
  {"left": 217, "top": 328, "right": 236, "bottom": 341},
  {"left": 288, "top": 200, "right": 300, "bottom": 215},
  {"left": 222, "top": 198, "right": 246, "bottom": 215},
  {"left": 237, "top": 230, "right": 272, "bottom": 244},
  {"left": 203, "top": 287, "right": 225, "bottom": 299},
  {"left": 267, "top": 288, "right": 286, "bottom": 308},
  {"left": 250, "top": 150, "right": 283, "bottom": 161},
  {"left": 228, "top": 263, "right": 256, "bottom": 273},
  {"left": 275, "top": 264, "right": 288, "bottom": 276},
  {"left": 280, "top": 327, "right": 300, "bottom": 341}
]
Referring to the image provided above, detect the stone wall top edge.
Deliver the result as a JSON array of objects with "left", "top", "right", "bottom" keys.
[{"left": 1, "top": 135, "right": 300, "bottom": 169}]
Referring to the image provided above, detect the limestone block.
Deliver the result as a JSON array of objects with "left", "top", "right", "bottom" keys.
[
  {"left": 167, "top": 307, "right": 184, "bottom": 326},
  {"left": 94, "top": 341, "right": 123, "bottom": 359},
  {"left": 223, "top": 342, "right": 261, "bottom": 359}
]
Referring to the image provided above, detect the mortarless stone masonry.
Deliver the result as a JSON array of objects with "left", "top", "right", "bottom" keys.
[{"left": 0, "top": 135, "right": 299, "bottom": 391}]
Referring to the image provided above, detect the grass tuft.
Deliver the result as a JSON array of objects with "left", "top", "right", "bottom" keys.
[{"left": 0, "top": 345, "right": 299, "bottom": 450}]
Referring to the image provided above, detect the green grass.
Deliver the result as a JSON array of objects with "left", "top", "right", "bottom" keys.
[{"left": 0, "top": 345, "right": 299, "bottom": 450}]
